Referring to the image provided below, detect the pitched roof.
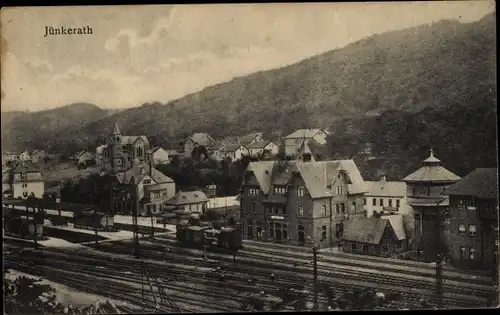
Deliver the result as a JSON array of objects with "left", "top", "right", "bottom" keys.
[
  {"left": 239, "top": 133, "right": 262, "bottom": 145},
  {"left": 212, "top": 136, "right": 239, "bottom": 150},
  {"left": 246, "top": 159, "right": 367, "bottom": 198},
  {"left": 189, "top": 133, "right": 213, "bottom": 146},
  {"left": 444, "top": 168, "right": 498, "bottom": 199},
  {"left": 285, "top": 129, "right": 325, "bottom": 139},
  {"left": 112, "top": 122, "right": 121, "bottom": 135},
  {"left": 249, "top": 141, "right": 273, "bottom": 150},
  {"left": 365, "top": 181, "right": 406, "bottom": 197},
  {"left": 115, "top": 164, "right": 174, "bottom": 185},
  {"left": 220, "top": 143, "right": 244, "bottom": 153},
  {"left": 403, "top": 150, "right": 461, "bottom": 183},
  {"left": 118, "top": 135, "right": 149, "bottom": 145},
  {"left": 165, "top": 190, "right": 208, "bottom": 206},
  {"left": 342, "top": 216, "right": 406, "bottom": 245}
]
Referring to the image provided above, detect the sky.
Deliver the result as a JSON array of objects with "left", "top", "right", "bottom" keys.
[{"left": 0, "top": 1, "right": 495, "bottom": 112}]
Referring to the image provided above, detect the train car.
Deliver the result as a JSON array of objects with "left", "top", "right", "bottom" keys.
[
  {"left": 5, "top": 217, "right": 43, "bottom": 240},
  {"left": 176, "top": 221, "right": 190, "bottom": 244},
  {"left": 73, "top": 211, "right": 115, "bottom": 231},
  {"left": 218, "top": 227, "right": 243, "bottom": 250},
  {"left": 187, "top": 225, "right": 206, "bottom": 248},
  {"left": 203, "top": 228, "right": 221, "bottom": 247}
]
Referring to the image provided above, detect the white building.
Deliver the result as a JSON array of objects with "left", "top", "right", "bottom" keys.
[
  {"left": 152, "top": 147, "right": 170, "bottom": 165},
  {"left": 18, "top": 150, "right": 31, "bottom": 162},
  {"left": 95, "top": 145, "right": 108, "bottom": 168},
  {"left": 12, "top": 168, "right": 44, "bottom": 199},
  {"left": 284, "top": 129, "right": 329, "bottom": 157},
  {"left": 363, "top": 176, "right": 412, "bottom": 217},
  {"left": 217, "top": 143, "right": 248, "bottom": 162},
  {"left": 248, "top": 140, "right": 279, "bottom": 157}
]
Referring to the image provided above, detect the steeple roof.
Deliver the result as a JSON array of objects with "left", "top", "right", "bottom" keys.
[
  {"left": 403, "top": 149, "right": 461, "bottom": 184},
  {"left": 112, "top": 122, "right": 121, "bottom": 135}
]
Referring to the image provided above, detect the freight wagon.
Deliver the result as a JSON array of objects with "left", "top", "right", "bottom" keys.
[
  {"left": 176, "top": 222, "right": 243, "bottom": 252},
  {"left": 4, "top": 217, "right": 44, "bottom": 240},
  {"left": 73, "top": 211, "right": 117, "bottom": 232}
]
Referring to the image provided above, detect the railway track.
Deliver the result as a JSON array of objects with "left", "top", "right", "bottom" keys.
[{"left": 77, "top": 240, "right": 488, "bottom": 308}]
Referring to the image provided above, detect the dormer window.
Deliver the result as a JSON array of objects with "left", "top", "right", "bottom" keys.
[
  {"left": 335, "top": 186, "right": 343, "bottom": 195},
  {"left": 274, "top": 186, "right": 287, "bottom": 194}
]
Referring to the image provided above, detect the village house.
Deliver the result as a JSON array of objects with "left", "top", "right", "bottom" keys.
[
  {"left": 240, "top": 154, "right": 367, "bottom": 246},
  {"left": 18, "top": 150, "right": 31, "bottom": 162},
  {"left": 341, "top": 215, "right": 407, "bottom": 257},
  {"left": 217, "top": 143, "right": 248, "bottom": 162},
  {"left": 77, "top": 151, "right": 96, "bottom": 166},
  {"left": 363, "top": 176, "right": 412, "bottom": 217},
  {"left": 184, "top": 133, "right": 215, "bottom": 158},
  {"left": 11, "top": 167, "right": 44, "bottom": 199},
  {"left": 248, "top": 140, "right": 279, "bottom": 158},
  {"left": 239, "top": 132, "right": 265, "bottom": 148},
  {"left": 31, "top": 150, "right": 47, "bottom": 164},
  {"left": 152, "top": 147, "right": 170, "bottom": 165},
  {"left": 284, "top": 128, "right": 329, "bottom": 157},
  {"left": 2, "top": 152, "right": 19, "bottom": 163},
  {"left": 444, "top": 168, "right": 499, "bottom": 270},
  {"left": 102, "top": 162, "right": 176, "bottom": 216},
  {"left": 164, "top": 190, "right": 209, "bottom": 214},
  {"left": 403, "top": 149, "right": 461, "bottom": 262},
  {"left": 103, "top": 122, "right": 152, "bottom": 173}
]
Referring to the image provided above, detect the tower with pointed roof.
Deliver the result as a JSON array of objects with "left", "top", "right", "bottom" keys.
[
  {"left": 403, "top": 149, "right": 461, "bottom": 262},
  {"left": 109, "top": 122, "right": 123, "bottom": 173}
]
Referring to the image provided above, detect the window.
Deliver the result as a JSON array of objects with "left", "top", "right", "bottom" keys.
[
  {"left": 380, "top": 199, "right": 384, "bottom": 207},
  {"left": 320, "top": 205, "right": 327, "bottom": 216},
  {"left": 469, "top": 248, "right": 476, "bottom": 260},
  {"left": 412, "top": 187, "right": 416, "bottom": 196},
  {"left": 467, "top": 199, "right": 476, "bottom": 210},
  {"left": 274, "top": 186, "right": 286, "bottom": 194},
  {"left": 336, "top": 186, "right": 343, "bottom": 195},
  {"left": 426, "top": 187, "right": 430, "bottom": 196},
  {"left": 251, "top": 202, "right": 256, "bottom": 213},
  {"left": 341, "top": 203, "right": 345, "bottom": 214},
  {"left": 321, "top": 226, "right": 327, "bottom": 242},
  {"left": 382, "top": 244, "right": 389, "bottom": 253},
  {"left": 335, "top": 223, "right": 344, "bottom": 239},
  {"left": 269, "top": 223, "right": 274, "bottom": 238},
  {"left": 388, "top": 199, "right": 393, "bottom": 207},
  {"left": 335, "top": 204, "right": 340, "bottom": 214},
  {"left": 362, "top": 244, "right": 369, "bottom": 253},
  {"left": 23, "top": 192, "right": 28, "bottom": 198},
  {"left": 298, "top": 205, "right": 304, "bottom": 216},
  {"left": 396, "top": 199, "right": 400, "bottom": 208},
  {"left": 364, "top": 198, "right": 367, "bottom": 205},
  {"left": 372, "top": 198, "right": 376, "bottom": 206},
  {"left": 248, "top": 188, "right": 259, "bottom": 195},
  {"left": 469, "top": 224, "right": 476, "bottom": 237},
  {"left": 298, "top": 186, "right": 305, "bottom": 197},
  {"left": 154, "top": 192, "right": 160, "bottom": 199},
  {"left": 351, "top": 243, "right": 357, "bottom": 251},
  {"left": 21, "top": 173, "right": 27, "bottom": 180},
  {"left": 459, "top": 224, "right": 466, "bottom": 236},
  {"left": 22, "top": 183, "right": 27, "bottom": 188},
  {"left": 256, "top": 221, "right": 263, "bottom": 240},
  {"left": 396, "top": 241, "right": 402, "bottom": 250}
]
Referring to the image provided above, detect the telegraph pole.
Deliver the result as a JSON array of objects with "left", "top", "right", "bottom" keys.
[
  {"left": 132, "top": 197, "right": 140, "bottom": 258},
  {"left": 436, "top": 253, "right": 443, "bottom": 309},
  {"left": 313, "top": 245, "right": 319, "bottom": 311}
]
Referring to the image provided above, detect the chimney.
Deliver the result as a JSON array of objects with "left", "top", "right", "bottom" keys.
[{"left": 380, "top": 175, "right": 386, "bottom": 182}]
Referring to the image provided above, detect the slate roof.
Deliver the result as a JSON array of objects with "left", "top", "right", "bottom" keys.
[
  {"left": 245, "top": 159, "right": 367, "bottom": 198},
  {"left": 249, "top": 141, "right": 273, "bottom": 150},
  {"left": 118, "top": 136, "right": 149, "bottom": 145},
  {"left": 12, "top": 170, "right": 43, "bottom": 183},
  {"left": 365, "top": 181, "right": 406, "bottom": 197},
  {"left": 444, "top": 168, "right": 498, "bottom": 200},
  {"left": 189, "top": 133, "right": 214, "bottom": 146},
  {"left": 285, "top": 129, "right": 326, "bottom": 139},
  {"left": 212, "top": 136, "right": 239, "bottom": 150},
  {"left": 342, "top": 215, "right": 406, "bottom": 245},
  {"left": 165, "top": 190, "right": 208, "bottom": 206},
  {"left": 115, "top": 163, "right": 174, "bottom": 185},
  {"left": 220, "top": 143, "right": 244, "bottom": 153},
  {"left": 239, "top": 133, "right": 262, "bottom": 145},
  {"left": 403, "top": 150, "right": 460, "bottom": 183}
]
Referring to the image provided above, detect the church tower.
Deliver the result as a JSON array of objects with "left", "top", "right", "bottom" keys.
[{"left": 110, "top": 122, "right": 122, "bottom": 173}]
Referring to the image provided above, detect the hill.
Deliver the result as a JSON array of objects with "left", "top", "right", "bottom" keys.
[
  {"left": 1, "top": 13, "right": 496, "bottom": 155},
  {"left": 1, "top": 103, "right": 106, "bottom": 153},
  {"left": 61, "top": 13, "right": 495, "bottom": 148},
  {"left": 326, "top": 103, "right": 498, "bottom": 181}
]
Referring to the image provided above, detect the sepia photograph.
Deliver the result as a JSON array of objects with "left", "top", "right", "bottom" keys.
[{"left": 1, "top": 1, "right": 498, "bottom": 313}]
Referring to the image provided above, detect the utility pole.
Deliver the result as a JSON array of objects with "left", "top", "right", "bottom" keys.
[
  {"left": 436, "top": 253, "right": 443, "bottom": 309},
  {"left": 313, "top": 245, "right": 319, "bottom": 311}
]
